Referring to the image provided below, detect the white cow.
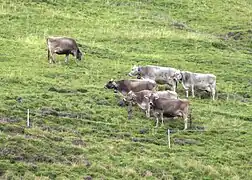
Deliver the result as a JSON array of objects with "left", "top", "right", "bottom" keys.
[
  {"left": 174, "top": 71, "right": 216, "bottom": 100},
  {"left": 128, "top": 65, "right": 180, "bottom": 92}
]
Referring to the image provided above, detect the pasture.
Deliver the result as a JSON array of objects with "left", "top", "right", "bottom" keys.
[{"left": 0, "top": 0, "right": 252, "bottom": 179}]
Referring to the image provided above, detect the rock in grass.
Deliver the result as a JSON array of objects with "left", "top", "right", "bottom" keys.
[{"left": 173, "top": 138, "right": 200, "bottom": 145}]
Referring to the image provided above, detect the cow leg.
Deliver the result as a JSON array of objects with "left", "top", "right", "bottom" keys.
[
  {"left": 153, "top": 112, "right": 159, "bottom": 127},
  {"left": 172, "top": 85, "right": 176, "bottom": 92},
  {"left": 160, "top": 112, "right": 164, "bottom": 126},
  {"left": 127, "top": 102, "right": 133, "bottom": 120},
  {"left": 65, "top": 54, "right": 69, "bottom": 63},
  {"left": 183, "top": 115, "right": 188, "bottom": 130},
  {"left": 48, "top": 49, "right": 55, "bottom": 64},
  {"left": 145, "top": 110, "right": 150, "bottom": 118},
  {"left": 51, "top": 53, "right": 56, "bottom": 63},
  {"left": 185, "top": 89, "right": 189, "bottom": 98},
  {"left": 48, "top": 49, "right": 51, "bottom": 63},
  {"left": 72, "top": 51, "right": 79, "bottom": 64},
  {"left": 211, "top": 87, "right": 215, "bottom": 100},
  {"left": 146, "top": 103, "right": 150, "bottom": 118},
  {"left": 172, "top": 81, "right": 177, "bottom": 92},
  {"left": 191, "top": 85, "right": 195, "bottom": 98}
]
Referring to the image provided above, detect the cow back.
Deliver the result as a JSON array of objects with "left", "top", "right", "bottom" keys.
[
  {"left": 153, "top": 98, "right": 189, "bottom": 115},
  {"left": 47, "top": 37, "right": 79, "bottom": 52}
]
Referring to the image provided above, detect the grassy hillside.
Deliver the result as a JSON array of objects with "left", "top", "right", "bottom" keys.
[{"left": 0, "top": 0, "right": 252, "bottom": 179}]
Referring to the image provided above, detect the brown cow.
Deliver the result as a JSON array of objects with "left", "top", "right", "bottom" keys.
[
  {"left": 47, "top": 36, "right": 83, "bottom": 63},
  {"left": 124, "top": 90, "right": 178, "bottom": 118},
  {"left": 148, "top": 93, "right": 190, "bottom": 129}
]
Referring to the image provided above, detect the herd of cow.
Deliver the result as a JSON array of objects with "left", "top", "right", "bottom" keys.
[{"left": 46, "top": 36, "right": 217, "bottom": 130}]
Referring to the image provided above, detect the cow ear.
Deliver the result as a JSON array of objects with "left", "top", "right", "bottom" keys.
[{"left": 154, "top": 94, "right": 159, "bottom": 100}]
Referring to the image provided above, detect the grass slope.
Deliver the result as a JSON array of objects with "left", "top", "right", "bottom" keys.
[{"left": 0, "top": 0, "right": 252, "bottom": 179}]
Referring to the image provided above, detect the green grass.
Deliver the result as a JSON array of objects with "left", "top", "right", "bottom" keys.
[{"left": 0, "top": 0, "right": 252, "bottom": 179}]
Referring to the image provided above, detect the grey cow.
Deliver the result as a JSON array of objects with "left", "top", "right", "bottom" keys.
[
  {"left": 128, "top": 65, "right": 180, "bottom": 92},
  {"left": 124, "top": 90, "right": 178, "bottom": 118},
  {"left": 47, "top": 36, "right": 83, "bottom": 63},
  {"left": 174, "top": 71, "right": 216, "bottom": 100}
]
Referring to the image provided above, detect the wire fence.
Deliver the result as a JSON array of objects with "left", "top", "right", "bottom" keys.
[
  {"left": 1, "top": 106, "right": 251, "bottom": 132},
  {"left": 1, "top": 105, "right": 252, "bottom": 149}
]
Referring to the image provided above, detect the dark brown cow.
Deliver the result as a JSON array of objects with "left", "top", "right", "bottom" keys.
[
  {"left": 149, "top": 93, "right": 190, "bottom": 129},
  {"left": 47, "top": 37, "right": 83, "bottom": 63},
  {"left": 104, "top": 79, "right": 157, "bottom": 95}
]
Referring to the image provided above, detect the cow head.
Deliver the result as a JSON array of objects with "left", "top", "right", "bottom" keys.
[
  {"left": 148, "top": 93, "right": 159, "bottom": 106},
  {"left": 76, "top": 49, "right": 83, "bottom": 61},
  {"left": 104, "top": 79, "right": 118, "bottom": 90},
  {"left": 173, "top": 71, "right": 183, "bottom": 82},
  {"left": 123, "top": 91, "right": 137, "bottom": 102},
  {"left": 128, "top": 65, "right": 141, "bottom": 77}
]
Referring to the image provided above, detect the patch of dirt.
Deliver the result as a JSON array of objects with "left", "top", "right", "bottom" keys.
[
  {"left": 189, "top": 126, "right": 206, "bottom": 132},
  {"left": 170, "top": 21, "right": 196, "bottom": 32},
  {"left": 72, "top": 139, "right": 86, "bottom": 147},
  {"left": 0, "top": 117, "right": 20, "bottom": 124},
  {"left": 173, "top": 138, "right": 200, "bottom": 145},
  {"left": 131, "top": 137, "right": 161, "bottom": 145},
  {"left": 217, "top": 91, "right": 251, "bottom": 102},
  {"left": 48, "top": 87, "right": 88, "bottom": 94},
  {"left": 0, "top": 125, "right": 25, "bottom": 134},
  {"left": 40, "top": 107, "right": 91, "bottom": 119},
  {"left": 219, "top": 29, "right": 252, "bottom": 41}
]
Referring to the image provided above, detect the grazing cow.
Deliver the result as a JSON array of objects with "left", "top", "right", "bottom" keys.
[
  {"left": 128, "top": 65, "right": 180, "bottom": 91},
  {"left": 47, "top": 37, "right": 83, "bottom": 63},
  {"left": 174, "top": 71, "right": 216, "bottom": 100},
  {"left": 104, "top": 79, "right": 157, "bottom": 95},
  {"left": 148, "top": 93, "right": 190, "bottom": 129},
  {"left": 124, "top": 90, "right": 178, "bottom": 119}
]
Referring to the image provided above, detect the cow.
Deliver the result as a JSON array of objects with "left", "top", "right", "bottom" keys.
[
  {"left": 124, "top": 90, "right": 178, "bottom": 119},
  {"left": 174, "top": 71, "right": 216, "bottom": 100},
  {"left": 128, "top": 65, "right": 180, "bottom": 92},
  {"left": 47, "top": 36, "right": 83, "bottom": 64},
  {"left": 104, "top": 79, "right": 157, "bottom": 96},
  {"left": 148, "top": 93, "right": 190, "bottom": 129}
]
